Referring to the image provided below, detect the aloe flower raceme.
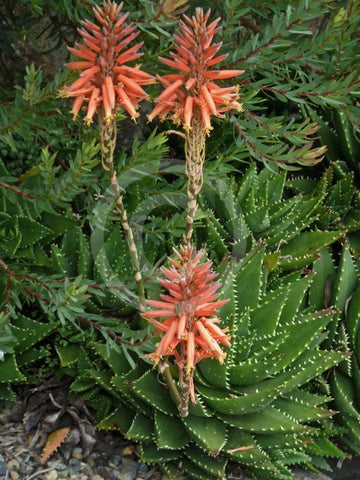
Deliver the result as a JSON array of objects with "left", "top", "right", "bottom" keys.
[
  {"left": 148, "top": 8, "right": 244, "bottom": 242},
  {"left": 60, "top": 1, "right": 154, "bottom": 125},
  {"left": 144, "top": 244, "right": 230, "bottom": 417},
  {"left": 60, "top": 1, "right": 153, "bottom": 312}
]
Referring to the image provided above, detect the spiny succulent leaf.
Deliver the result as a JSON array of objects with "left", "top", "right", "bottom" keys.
[
  {"left": 127, "top": 411, "right": 154, "bottom": 441},
  {"left": 346, "top": 284, "right": 360, "bottom": 349},
  {"left": 94, "top": 343, "right": 132, "bottom": 375},
  {"left": 185, "top": 446, "right": 227, "bottom": 479},
  {"left": 217, "top": 405, "right": 307, "bottom": 433},
  {"left": 331, "top": 369, "right": 360, "bottom": 421},
  {"left": 182, "top": 415, "right": 227, "bottom": 453},
  {"left": 11, "top": 316, "right": 56, "bottom": 353},
  {"left": 272, "top": 398, "right": 334, "bottom": 423},
  {"left": 132, "top": 369, "right": 178, "bottom": 415},
  {"left": 278, "top": 274, "right": 314, "bottom": 325},
  {"left": 182, "top": 459, "right": 223, "bottom": 480},
  {"left": 140, "top": 443, "right": 182, "bottom": 463},
  {"left": 280, "top": 231, "right": 343, "bottom": 259},
  {"left": 250, "top": 285, "right": 289, "bottom": 335},
  {"left": 198, "top": 358, "right": 228, "bottom": 389},
  {"left": 0, "top": 354, "right": 26, "bottom": 383},
  {"left": 332, "top": 244, "right": 358, "bottom": 311},
  {"left": 309, "top": 247, "right": 336, "bottom": 309},
  {"left": 234, "top": 246, "right": 265, "bottom": 311},
  {"left": 154, "top": 411, "right": 190, "bottom": 449},
  {"left": 96, "top": 405, "right": 135, "bottom": 432}
]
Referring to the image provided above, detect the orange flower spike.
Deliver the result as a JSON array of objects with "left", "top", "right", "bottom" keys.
[
  {"left": 146, "top": 244, "right": 230, "bottom": 410},
  {"left": 62, "top": 1, "right": 153, "bottom": 124},
  {"left": 149, "top": 7, "right": 243, "bottom": 133}
]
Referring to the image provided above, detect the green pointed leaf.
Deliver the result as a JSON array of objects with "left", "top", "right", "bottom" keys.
[
  {"left": 12, "top": 316, "right": 56, "bottom": 352},
  {"left": 140, "top": 443, "right": 182, "bottom": 463},
  {"left": 280, "top": 231, "right": 343, "bottom": 259},
  {"left": 225, "top": 428, "right": 273, "bottom": 466},
  {"left": 250, "top": 285, "right": 289, "bottom": 335},
  {"left": 154, "top": 411, "right": 190, "bottom": 449},
  {"left": 132, "top": 369, "right": 178, "bottom": 415},
  {"left": 218, "top": 405, "right": 307, "bottom": 433},
  {"left": 331, "top": 369, "right": 360, "bottom": 420},
  {"left": 182, "top": 415, "right": 227, "bottom": 453},
  {"left": 234, "top": 246, "right": 265, "bottom": 311},
  {"left": 94, "top": 343, "right": 131, "bottom": 375},
  {"left": 198, "top": 358, "right": 228, "bottom": 389},
  {"left": 0, "top": 354, "right": 26, "bottom": 383},
  {"left": 309, "top": 248, "right": 336, "bottom": 310},
  {"left": 127, "top": 412, "right": 153, "bottom": 441},
  {"left": 185, "top": 446, "right": 227, "bottom": 479},
  {"left": 272, "top": 398, "right": 334, "bottom": 423},
  {"left": 97, "top": 405, "right": 135, "bottom": 432},
  {"left": 346, "top": 284, "right": 360, "bottom": 349},
  {"left": 279, "top": 274, "right": 314, "bottom": 325},
  {"left": 0, "top": 383, "right": 16, "bottom": 401},
  {"left": 182, "top": 459, "right": 221, "bottom": 480},
  {"left": 332, "top": 244, "right": 358, "bottom": 311}
]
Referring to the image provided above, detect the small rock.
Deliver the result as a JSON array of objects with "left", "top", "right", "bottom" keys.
[
  {"left": 90, "top": 476, "right": 104, "bottom": 480},
  {"left": 68, "top": 458, "right": 86, "bottom": 475},
  {"left": 44, "top": 470, "right": 58, "bottom": 480},
  {"left": 111, "top": 454, "right": 122, "bottom": 467},
  {"left": 87, "top": 455, "right": 96, "bottom": 468},
  {"left": 117, "top": 474, "right": 133, "bottom": 480},
  {"left": 10, "top": 471, "right": 19, "bottom": 480},
  {"left": 137, "top": 463, "right": 148, "bottom": 473},
  {"left": 7, "top": 459, "right": 20, "bottom": 470},
  {"left": 48, "top": 461, "right": 67, "bottom": 471},
  {"left": 97, "top": 466, "right": 116, "bottom": 478},
  {"left": 122, "top": 445, "right": 135, "bottom": 456},
  {"left": 72, "top": 447, "right": 84, "bottom": 460},
  {"left": 0, "top": 464, "right": 6, "bottom": 476},
  {"left": 72, "top": 451, "right": 84, "bottom": 460}
]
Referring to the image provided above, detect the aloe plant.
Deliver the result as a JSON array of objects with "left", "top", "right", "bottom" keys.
[{"left": 58, "top": 246, "right": 345, "bottom": 480}]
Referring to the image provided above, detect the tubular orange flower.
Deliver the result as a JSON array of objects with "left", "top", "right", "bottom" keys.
[
  {"left": 148, "top": 7, "right": 244, "bottom": 132},
  {"left": 60, "top": 1, "right": 155, "bottom": 123},
  {"left": 144, "top": 244, "right": 230, "bottom": 412}
]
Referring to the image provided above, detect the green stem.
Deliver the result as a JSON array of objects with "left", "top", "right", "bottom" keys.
[
  {"left": 161, "top": 362, "right": 181, "bottom": 406},
  {"left": 98, "top": 115, "right": 146, "bottom": 312}
]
